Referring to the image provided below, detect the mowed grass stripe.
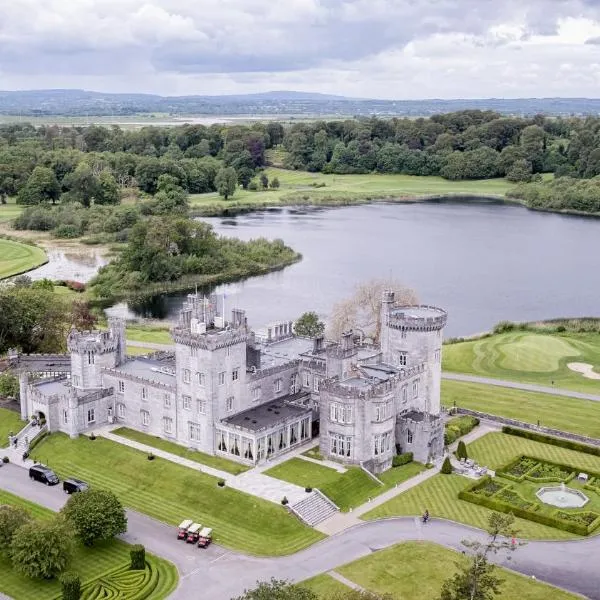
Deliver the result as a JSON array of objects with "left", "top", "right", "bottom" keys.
[
  {"left": 441, "top": 380, "right": 600, "bottom": 438},
  {"left": 0, "top": 238, "right": 47, "bottom": 279},
  {"left": 32, "top": 434, "right": 323, "bottom": 556}
]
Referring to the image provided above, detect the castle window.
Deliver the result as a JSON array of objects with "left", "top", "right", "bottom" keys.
[
  {"left": 183, "top": 369, "right": 191, "bottom": 383},
  {"left": 313, "top": 377, "right": 320, "bottom": 392},
  {"left": 412, "top": 380, "right": 419, "bottom": 398},
  {"left": 164, "top": 394, "right": 171, "bottom": 408},
  {"left": 141, "top": 387, "right": 148, "bottom": 401},
  {"left": 87, "top": 351, "right": 94, "bottom": 365},
  {"left": 303, "top": 373, "right": 310, "bottom": 388},
  {"left": 188, "top": 422, "right": 201, "bottom": 442},
  {"left": 401, "top": 330, "right": 407, "bottom": 339},
  {"left": 183, "top": 395, "right": 191, "bottom": 410},
  {"left": 402, "top": 386, "right": 407, "bottom": 402},
  {"left": 398, "top": 352, "right": 407, "bottom": 366},
  {"left": 218, "top": 372, "right": 225, "bottom": 385},
  {"left": 345, "top": 406, "right": 353, "bottom": 423},
  {"left": 407, "top": 430, "right": 413, "bottom": 444},
  {"left": 435, "top": 349, "right": 441, "bottom": 363},
  {"left": 118, "top": 380, "right": 125, "bottom": 393},
  {"left": 226, "top": 346, "right": 230, "bottom": 357},
  {"left": 163, "top": 417, "right": 173, "bottom": 434},
  {"left": 375, "top": 405, "right": 382, "bottom": 422},
  {"left": 87, "top": 408, "right": 95, "bottom": 424},
  {"left": 72, "top": 375, "right": 80, "bottom": 387},
  {"left": 226, "top": 396, "right": 234, "bottom": 412},
  {"left": 141, "top": 410, "right": 149, "bottom": 426},
  {"left": 300, "top": 418, "right": 309, "bottom": 440},
  {"left": 117, "top": 404, "right": 125, "bottom": 418},
  {"left": 252, "top": 387, "right": 261, "bottom": 401},
  {"left": 330, "top": 433, "right": 352, "bottom": 458},
  {"left": 197, "top": 398, "right": 206, "bottom": 414},
  {"left": 232, "top": 368, "right": 239, "bottom": 381},
  {"left": 62, "top": 410, "right": 68, "bottom": 424},
  {"left": 190, "top": 346, "right": 197, "bottom": 358},
  {"left": 274, "top": 379, "right": 282, "bottom": 393},
  {"left": 196, "top": 372, "right": 205, "bottom": 386}
]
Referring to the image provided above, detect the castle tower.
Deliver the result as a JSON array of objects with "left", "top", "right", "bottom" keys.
[
  {"left": 379, "top": 292, "right": 447, "bottom": 415},
  {"left": 67, "top": 321, "right": 124, "bottom": 390},
  {"left": 170, "top": 294, "right": 251, "bottom": 454}
]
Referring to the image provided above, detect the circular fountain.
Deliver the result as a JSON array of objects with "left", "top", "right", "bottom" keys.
[{"left": 536, "top": 482, "right": 589, "bottom": 509}]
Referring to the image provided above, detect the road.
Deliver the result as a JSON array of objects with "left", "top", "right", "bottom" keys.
[
  {"left": 443, "top": 372, "right": 600, "bottom": 402},
  {"left": 0, "top": 464, "right": 597, "bottom": 599}
]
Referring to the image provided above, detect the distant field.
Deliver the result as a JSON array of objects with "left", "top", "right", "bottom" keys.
[
  {"left": 189, "top": 168, "right": 515, "bottom": 213},
  {"left": 0, "top": 200, "right": 22, "bottom": 223},
  {"left": 0, "top": 238, "right": 47, "bottom": 279},
  {"left": 443, "top": 331, "right": 600, "bottom": 393}
]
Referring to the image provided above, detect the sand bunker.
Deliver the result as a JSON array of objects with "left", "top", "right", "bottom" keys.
[{"left": 567, "top": 362, "right": 600, "bottom": 380}]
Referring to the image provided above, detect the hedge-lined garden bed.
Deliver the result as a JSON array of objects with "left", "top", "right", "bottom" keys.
[{"left": 444, "top": 415, "right": 479, "bottom": 446}]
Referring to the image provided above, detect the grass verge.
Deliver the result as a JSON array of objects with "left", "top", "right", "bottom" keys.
[
  {"left": 111, "top": 427, "right": 249, "bottom": 474},
  {"left": 443, "top": 331, "right": 600, "bottom": 394},
  {"left": 0, "top": 407, "right": 24, "bottom": 448},
  {"left": 31, "top": 433, "right": 323, "bottom": 556},
  {"left": 265, "top": 458, "right": 425, "bottom": 511},
  {"left": 442, "top": 380, "right": 600, "bottom": 438}
]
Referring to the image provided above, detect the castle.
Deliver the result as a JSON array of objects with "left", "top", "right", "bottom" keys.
[{"left": 18, "top": 291, "right": 447, "bottom": 472}]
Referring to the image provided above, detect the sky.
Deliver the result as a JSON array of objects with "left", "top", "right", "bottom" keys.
[{"left": 1, "top": 0, "right": 600, "bottom": 99}]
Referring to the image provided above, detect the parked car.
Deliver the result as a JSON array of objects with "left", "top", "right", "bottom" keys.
[
  {"left": 63, "top": 478, "right": 89, "bottom": 494},
  {"left": 185, "top": 523, "right": 202, "bottom": 544},
  {"left": 198, "top": 527, "right": 213, "bottom": 548},
  {"left": 29, "top": 464, "right": 59, "bottom": 486},
  {"left": 177, "top": 519, "right": 194, "bottom": 540}
]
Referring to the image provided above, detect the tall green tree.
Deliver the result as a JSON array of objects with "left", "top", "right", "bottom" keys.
[
  {"left": 0, "top": 506, "right": 30, "bottom": 552},
  {"left": 439, "top": 513, "right": 522, "bottom": 600},
  {"left": 61, "top": 489, "right": 127, "bottom": 546},
  {"left": 17, "top": 166, "right": 60, "bottom": 205},
  {"left": 233, "top": 578, "right": 318, "bottom": 600},
  {"left": 215, "top": 167, "right": 237, "bottom": 200},
  {"left": 10, "top": 518, "right": 73, "bottom": 579},
  {"left": 294, "top": 312, "right": 325, "bottom": 338}
]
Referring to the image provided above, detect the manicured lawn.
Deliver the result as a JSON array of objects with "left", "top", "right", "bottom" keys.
[
  {"left": 441, "top": 380, "right": 600, "bottom": 438},
  {"left": 362, "top": 473, "right": 574, "bottom": 540},
  {"left": 327, "top": 541, "right": 578, "bottom": 600},
  {"left": 125, "top": 345, "right": 155, "bottom": 356},
  {"left": 301, "top": 573, "right": 351, "bottom": 596},
  {"left": 302, "top": 446, "right": 324, "bottom": 461},
  {"left": 125, "top": 324, "right": 173, "bottom": 346},
  {"left": 443, "top": 331, "right": 600, "bottom": 394},
  {"left": 0, "top": 489, "right": 178, "bottom": 600},
  {"left": 32, "top": 433, "right": 323, "bottom": 556},
  {"left": 189, "top": 168, "right": 514, "bottom": 213},
  {"left": 112, "top": 427, "right": 249, "bottom": 474},
  {"left": 0, "top": 407, "right": 24, "bottom": 447},
  {"left": 364, "top": 431, "right": 600, "bottom": 539},
  {"left": 265, "top": 457, "right": 425, "bottom": 511},
  {"left": 466, "top": 431, "right": 600, "bottom": 473},
  {"left": 0, "top": 198, "right": 22, "bottom": 223},
  {"left": 0, "top": 238, "right": 47, "bottom": 279}
]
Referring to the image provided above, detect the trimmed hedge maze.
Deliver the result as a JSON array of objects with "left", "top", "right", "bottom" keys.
[
  {"left": 460, "top": 455, "right": 600, "bottom": 536},
  {"left": 63, "top": 557, "right": 177, "bottom": 600}
]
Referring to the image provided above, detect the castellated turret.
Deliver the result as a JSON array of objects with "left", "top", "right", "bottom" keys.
[
  {"left": 379, "top": 291, "right": 447, "bottom": 415},
  {"left": 67, "top": 318, "right": 125, "bottom": 390}
]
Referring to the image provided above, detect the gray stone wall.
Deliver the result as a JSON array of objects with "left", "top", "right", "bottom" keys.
[{"left": 395, "top": 414, "right": 444, "bottom": 463}]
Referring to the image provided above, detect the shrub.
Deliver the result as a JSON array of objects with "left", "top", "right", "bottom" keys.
[
  {"left": 147, "top": 453, "right": 155, "bottom": 461},
  {"left": 60, "top": 571, "right": 81, "bottom": 600},
  {"left": 456, "top": 441, "right": 468, "bottom": 460},
  {"left": 502, "top": 426, "right": 600, "bottom": 457},
  {"left": 281, "top": 496, "right": 289, "bottom": 505},
  {"left": 305, "top": 487, "right": 313, "bottom": 493},
  {"left": 441, "top": 457, "right": 453, "bottom": 474},
  {"left": 2, "top": 456, "right": 9, "bottom": 464},
  {"left": 392, "top": 452, "right": 413, "bottom": 467},
  {"left": 28, "top": 430, "right": 49, "bottom": 453},
  {"left": 130, "top": 544, "right": 145, "bottom": 570},
  {"left": 444, "top": 416, "right": 479, "bottom": 445},
  {"left": 63, "top": 280, "right": 86, "bottom": 292},
  {"left": 89, "top": 433, "right": 96, "bottom": 441},
  {"left": 217, "top": 480, "right": 225, "bottom": 487},
  {"left": 0, "top": 505, "right": 31, "bottom": 552}
]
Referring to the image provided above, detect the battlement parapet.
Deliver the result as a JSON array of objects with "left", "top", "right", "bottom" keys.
[
  {"left": 67, "top": 329, "right": 119, "bottom": 354},
  {"left": 171, "top": 327, "right": 250, "bottom": 351},
  {"left": 387, "top": 305, "right": 447, "bottom": 332}
]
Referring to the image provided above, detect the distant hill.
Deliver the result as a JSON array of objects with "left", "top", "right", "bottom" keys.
[{"left": 0, "top": 88, "right": 598, "bottom": 117}]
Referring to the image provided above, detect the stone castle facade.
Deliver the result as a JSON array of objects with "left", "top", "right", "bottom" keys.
[{"left": 19, "top": 291, "right": 446, "bottom": 472}]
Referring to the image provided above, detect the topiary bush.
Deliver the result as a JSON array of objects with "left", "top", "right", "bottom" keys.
[
  {"left": 441, "top": 457, "right": 453, "bottom": 474},
  {"left": 61, "top": 571, "right": 81, "bottom": 600},
  {"left": 444, "top": 416, "right": 480, "bottom": 445},
  {"left": 130, "top": 544, "right": 145, "bottom": 570},
  {"left": 456, "top": 440, "right": 468, "bottom": 460},
  {"left": 392, "top": 452, "right": 413, "bottom": 467},
  {"left": 2, "top": 456, "right": 9, "bottom": 464}
]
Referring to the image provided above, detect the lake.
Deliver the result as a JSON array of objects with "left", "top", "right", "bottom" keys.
[{"left": 105, "top": 200, "right": 600, "bottom": 338}]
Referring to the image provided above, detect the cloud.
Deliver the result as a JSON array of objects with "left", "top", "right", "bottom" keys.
[{"left": 0, "top": 0, "right": 599, "bottom": 97}]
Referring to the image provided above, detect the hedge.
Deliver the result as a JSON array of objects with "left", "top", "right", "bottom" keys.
[
  {"left": 496, "top": 455, "right": 598, "bottom": 485},
  {"left": 61, "top": 572, "right": 81, "bottom": 600},
  {"left": 459, "top": 476, "right": 600, "bottom": 536},
  {"left": 392, "top": 452, "right": 413, "bottom": 467},
  {"left": 502, "top": 426, "right": 600, "bottom": 457},
  {"left": 445, "top": 416, "right": 480, "bottom": 446},
  {"left": 130, "top": 544, "right": 146, "bottom": 570},
  {"left": 28, "top": 430, "right": 49, "bottom": 452}
]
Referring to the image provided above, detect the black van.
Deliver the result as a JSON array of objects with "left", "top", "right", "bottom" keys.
[
  {"left": 29, "top": 464, "right": 59, "bottom": 486},
  {"left": 63, "top": 478, "right": 89, "bottom": 494}
]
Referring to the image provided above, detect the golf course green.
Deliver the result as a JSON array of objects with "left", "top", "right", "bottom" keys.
[{"left": 0, "top": 238, "right": 47, "bottom": 280}]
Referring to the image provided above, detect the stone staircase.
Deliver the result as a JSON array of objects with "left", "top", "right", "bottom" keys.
[
  {"left": 290, "top": 490, "right": 339, "bottom": 527},
  {"left": 4, "top": 422, "right": 46, "bottom": 464}
]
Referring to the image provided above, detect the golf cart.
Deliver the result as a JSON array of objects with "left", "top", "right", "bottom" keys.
[
  {"left": 185, "top": 523, "right": 202, "bottom": 544},
  {"left": 198, "top": 527, "right": 213, "bottom": 548},
  {"left": 177, "top": 519, "right": 193, "bottom": 540}
]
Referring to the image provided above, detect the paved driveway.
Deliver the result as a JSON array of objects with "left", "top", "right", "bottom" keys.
[{"left": 1, "top": 464, "right": 597, "bottom": 599}]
